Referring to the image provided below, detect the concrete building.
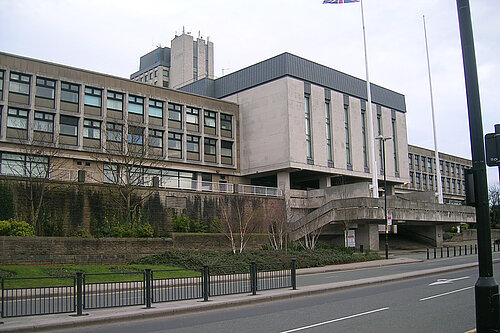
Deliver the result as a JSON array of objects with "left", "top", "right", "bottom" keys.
[
  {"left": 405, "top": 144, "right": 471, "bottom": 205},
  {"left": 130, "top": 33, "right": 214, "bottom": 90}
]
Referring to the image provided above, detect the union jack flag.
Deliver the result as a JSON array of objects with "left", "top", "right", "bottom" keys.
[{"left": 323, "top": 0, "right": 359, "bottom": 3}]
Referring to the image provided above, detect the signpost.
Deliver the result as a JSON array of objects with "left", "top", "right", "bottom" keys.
[{"left": 345, "top": 230, "right": 355, "bottom": 248}]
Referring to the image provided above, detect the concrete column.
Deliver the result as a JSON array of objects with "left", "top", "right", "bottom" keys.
[
  {"left": 385, "top": 183, "right": 396, "bottom": 196},
  {"left": 277, "top": 171, "right": 290, "bottom": 192},
  {"left": 319, "top": 176, "right": 329, "bottom": 189},
  {"left": 356, "top": 223, "right": 379, "bottom": 251}
]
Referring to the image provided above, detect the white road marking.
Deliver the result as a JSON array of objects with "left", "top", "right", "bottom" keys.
[
  {"left": 420, "top": 286, "right": 474, "bottom": 301},
  {"left": 279, "top": 307, "right": 390, "bottom": 333},
  {"left": 429, "top": 276, "right": 470, "bottom": 286}
]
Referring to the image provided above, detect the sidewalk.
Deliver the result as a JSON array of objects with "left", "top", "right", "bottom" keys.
[{"left": 0, "top": 256, "right": 482, "bottom": 333}]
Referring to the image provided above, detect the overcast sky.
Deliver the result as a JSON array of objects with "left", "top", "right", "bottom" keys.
[{"left": 1, "top": 0, "right": 498, "bottom": 186}]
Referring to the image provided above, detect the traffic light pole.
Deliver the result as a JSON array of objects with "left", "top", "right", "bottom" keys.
[{"left": 456, "top": 1, "right": 500, "bottom": 331}]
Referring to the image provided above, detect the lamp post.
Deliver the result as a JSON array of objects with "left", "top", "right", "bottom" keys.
[{"left": 377, "top": 135, "right": 392, "bottom": 259}]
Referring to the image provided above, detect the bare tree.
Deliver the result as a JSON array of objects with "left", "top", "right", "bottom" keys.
[
  {"left": 266, "top": 199, "right": 288, "bottom": 250},
  {"left": 220, "top": 196, "right": 260, "bottom": 254},
  {"left": 298, "top": 222, "right": 323, "bottom": 250}
]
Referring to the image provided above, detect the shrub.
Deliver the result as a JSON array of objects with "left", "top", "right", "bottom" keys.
[
  {"left": 136, "top": 223, "right": 154, "bottom": 238},
  {"left": 69, "top": 226, "right": 93, "bottom": 238},
  {"left": 0, "top": 219, "right": 35, "bottom": 237},
  {"left": 172, "top": 214, "right": 207, "bottom": 233}
]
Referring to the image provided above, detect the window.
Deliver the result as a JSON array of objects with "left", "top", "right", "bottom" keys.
[
  {"left": 0, "top": 152, "right": 48, "bottom": 178},
  {"left": 149, "top": 73, "right": 153, "bottom": 80},
  {"left": 128, "top": 95, "right": 144, "bottom": 115},
  {"left": 149, "top": 99, "right": 163, "bottom": 118},
  {"left": 421, "top": 156, "right": 425, "bottom": 170},
  {"left": 409, "top": 171, "right": 414, "bottom": 186},
  {"left": 423, "top": 173, "right": 427, "bottom": 186},
  {"left": 392, "top": 115, "right": 399, "bottom": 174},
  {"left": 445, "top": 162, "right": 449, "bottom": 173},
  {"left": 204, "top": 110, "right": 216, "bottom": 128},
  {"left": 186, "top": 107, "right": 199, "bottom": 125},
  {"left": 204, "top": 138, "right": 216, "bottom": 155},
  {"left": 187, "top": 135, "right": 200, "bottom": 153},
  {"left": 61, "top": 82, "right": 79, "bottom": 104},
  {"left": 344, "top": 104, "right": 351, "bottom": 167},
  {"left": 103, "top": 164, "right": 118, "bottom": 183},
  {"left": 168, "top": 132, "right": 182, "bottom": 151},
  {"left": 59, "top": 115, "right": 78, "bottom": 136},
  {"left": 162, "top": 81, "right": 168, "bottom": 88},
  {"left": 451, "top": 163, "right": 455, "bottom": 174},
  {"left": 9, "top": 72, "right": 30, "bottom": 95},
  {"left": 427, "top": 158, "right": 432, "bottom": 170},
  {"left": 414, "top": 155, "right": 419, "bottom": 167},
  {"left": 361, "top": 110, "right": 368, "bottom": 170},
  {"left": 0, "top": 71, "right": 4, "bottom": 92},
  {"left": 325, "top": 101, "right": 333, "bottom": 163},
  {"left": 447, "top": 178, "right": 451, "bottom": 190},
  {"left": 440, "top": 160, "right": 443, "bottom": 171},
  {"left": 34, "top": 112, "right": 54, "bottom": 133},
  {"left": 36, "top": 78, "right": 55, "bottom": 100},
  {"left": 128, "top": 126, "right": 143, "bottom": 145},
  {"left": 452, "top": 179, "right": 456, "bottom": 191},
  {"left": 107, "top": 91, "right": 123, "bottom": 111},
  {"left": 83, "top": 119, "right": 101, "bottom": 139},
  {"left": 106, "top": 123, "right": 122, "bottom": 142},
  {"left": 163, "top": 69, "right": 169, "bottom": 77},
  {"left": 168, "top": 103, "right": 182, "bottom": 122},
  {"left": 416, "top": 173, "right": 420, "bottom": 185},
  {"left": 408, "top": 153, "right": 413, "bottom": 166},
  {"left": 221, "top": 114, "right": 232, "bottom": 132},
  {"left": 305, "top": 96, "right": 313, "bottom": 160},
  {"left": 148, "top": 129, "right": 163, "bottom": 148},
  {"left": 84, "top": 87, "right": 102, "bottom": 107},
  {"left": 7, "top": 108, "right": 28, "bottom": 129},
  {"left": 221, "top": 141, "right": 233, "bottom": 158},
  {"left": 377, "top": 112, "right": 383, "bottom": 169},
  {"left": 429, "top": 174, "right": 433, "bottom": 187}
]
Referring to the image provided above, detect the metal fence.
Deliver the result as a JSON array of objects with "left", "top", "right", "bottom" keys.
[
  {"left": 1, "top": 277, "right": 75, "bottom": 318},
  {"left": 425, "top": 241, "right": 500, "bottom": 260},
  {"left": 1, "top": 260, "right": 296, "bottom": 318}
]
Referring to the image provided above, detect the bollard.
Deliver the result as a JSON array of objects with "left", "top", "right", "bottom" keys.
[
  {"left": 250, "top": 262, "right": 257, "bottom": 295},
  {"left": 475, "top": 244, "right": 477, "bottom": 254},
  {"left": 465, "top": 245, "right": 467, "bottom": 255},
  {"left": 76, "top": 272, "right": 83, "bottom": 316},
  {"left": 145, "top": 269, "right": 152, "bottom": 308},
  {"left": 360, "top": 245, "right": 364, "bottom": 253},
  {"left": 202, "top": 266, "right": 210, "bottom": 302},
  {"left": 291, "top": 259, "right": 297, "bottom": 290},
  {"left": 470, "top": 244, "right": 473, "bottom": 254},
  {"left": 454, "top": 246, "right": 456, "bottom": 257},
  {"left": 459, "top": 246, "right": 462, "bottom": 256},
  {"left": 440, "top": 247, "right": 443, "bottom": 258},
  {"left": 427, "top": 248, "right": 429, "bottom": 260},
  {"left": 434, "top": 247, "right": 436, "bottom": 259},
  {"left": 447, "top": 247, "right": 450, "bottom": 258}
]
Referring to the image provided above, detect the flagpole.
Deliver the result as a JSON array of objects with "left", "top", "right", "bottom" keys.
[
  {"left": 423, "top": 15, "right": 444, "bottom": 204},
  {"left": 360, "top": 0, "right": 379, "bottom": 198}
]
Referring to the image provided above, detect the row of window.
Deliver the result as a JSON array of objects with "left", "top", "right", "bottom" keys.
[
  {"left": 409, "top": 171, "right": 465, "bottom": 194},
  {"left": 133, "top": 68, "right": 169, "bottom": 87},
  {"left": 1, "top": 71, "right": 232, "bottom": 136},
  {"left": 408, "top": 153, "right": 467, "bottom": 176},
  {"left": 0, "top": 152, "right": 48, "bottom": 178}
]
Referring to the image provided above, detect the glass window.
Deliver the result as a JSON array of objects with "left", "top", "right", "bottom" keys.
[
  {"left": 36, "top": 77, "right": 55, "bottom": 100},
  {"left": 107, "top": 91, "right": 123, "bottom": 111},
  {"left": 168, "top": 103, "right": 182, "bottom": 122},
  {"left": 427, "top": 158, "right": 432, "bottom": 169},
  {"left": 128, "top": 126, "right": 143, "bottom": 145},
  {"left": 344, "top": 104, "right": 350, "bottom": 166},
  {"left": 408, "top": 153, "right": 412, "bottom": 165},
  {"left": 221, "top": 141, "right": 233, "bottom": 158},
  {"left": 421, "top": 156, "right": 425, "bottom": 169},
  {"left": 187, "top": 135, "right": 200, "bottom": 153},
  {"left": 221, "top": 114, "right": 232, "bottom": 131},
  {"left": 325, "top": 101, "right": 333, "bottom": 162},
  {"left": 61, "top": 82, "right": 79, "bottom": 104},
  {"left": 409, "top": 171, "right": 414, "bottom": 185},
  {"left": 7, "top": 108, "right": 28, "bottom": 129},
  {"left": 149, "top": 99, "right": 163, "bottom": 118},
  {"left": 163, "top": 69, "right": 169, "bottom": 77},
  {"left": 9, "top": 72, "right": 30, "bottom": 95},
  {"left": 59, "top": 115, "right": 78, "bottom": 136},
  {"left": 186, "top": 107, "right": 199, "bottom": 125},
  {"left": 103, "top": 164, "right": 118, "bottom": 183},
  {"left": 34, "top": 112, "right": 54, "bottom": 133},
  {"left": 451, "top": 163, "right": 455, "bottom": 174},
  {"left": 106, "top": 123, "right": 122, "bottom": 142},
  {"left": 148, "top": 129, "right": 163, "bottom": 148},
  {"left": 204, "top": 110, "right": 216, "bottom": 128},
  {"left": 168, "top": 132, "right": 182, "bottom": 151},
  {"left": 83, "top": 119, "right": 101, "bottom": 139},
  {"left": 154, "top": 70, "right": 158, "bottom": 78},
  {"left": 0, "top": 153, "right": 48, "bottom": 178},
  {"left": 416, "top": 173, "right": 421, "bottom": 185},
  {"left": 204, "top": 138, "right": 216, "bottom": 155},
  {"left": 0, "top": 71, "right": 4, "bottom": 92},
  {"left": 128, "top": 95, "right": 144, "bottom": 115},
  {"left": 414, "top": 155, "right": 419, "bottom": 167},
  {"left": 84, "top": 87, "right": 102, "bottom": 107},
  {"left": 361, "top": 110, "right": 368, "bottom": 169}
]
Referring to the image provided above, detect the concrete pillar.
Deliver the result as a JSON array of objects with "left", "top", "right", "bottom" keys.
[
  {"left": 356, "top": 223, "right": 379, "bottom": 251},
  {"left": 385, "top": 184, "right": 396, "bottom": 196},
  {"left": 319, "top": 176, "right": 329, "bottom": 189},
  {"left": 277, "top": 171, "right": 290, "bottom": 192}
]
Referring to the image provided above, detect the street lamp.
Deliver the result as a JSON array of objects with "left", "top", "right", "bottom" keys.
[{"left": 376, "top": 135, "right": 392, "bottom": 259}]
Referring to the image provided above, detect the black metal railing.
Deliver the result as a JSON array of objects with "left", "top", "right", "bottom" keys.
[
  {"left": 425, "top": 243, "right": 487, "bottom": 259},
  {"left": 83, "top": 271, "right": 145, "bottom": 310},
  {"left": 1, "top": 276, "right": 75, "bottom": 318},
  {"left": 1, "top": 260, "right": 297, "bottom": 318}
]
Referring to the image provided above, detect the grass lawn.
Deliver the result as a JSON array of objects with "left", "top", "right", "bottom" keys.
[{"left": 0, "top": 264, "right": 200, "bottom": 288}]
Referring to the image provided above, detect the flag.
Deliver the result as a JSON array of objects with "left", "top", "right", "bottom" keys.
[{"left": 323, "top": 0, "right": 359, "bottom": 3}]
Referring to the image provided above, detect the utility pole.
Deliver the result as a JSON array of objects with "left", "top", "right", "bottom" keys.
[{"left": 456, "top": 1, "right": 500, "bottom": 331}]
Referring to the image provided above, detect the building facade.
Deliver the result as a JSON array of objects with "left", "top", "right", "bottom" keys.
[
  {"left": 0, "top": 52, "right": 238, "bottom": 191},
  {"left": 406, "top": 144, "right": 471, "bottom": 204},
  {"left": 130, "top": 33, "right": 214, "bottom": 90}
]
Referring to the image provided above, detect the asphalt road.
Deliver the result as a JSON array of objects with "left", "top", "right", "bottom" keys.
[{"left": 54, "top": 257, "right": 500, "bottom": 333}]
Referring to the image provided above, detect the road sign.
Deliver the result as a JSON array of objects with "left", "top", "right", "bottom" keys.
[
  {"left": 387, "top": 214, "right": 393, "bottom": 226},
  {"left": 485, "top": 133, "right": 500, "bottom": 166},
  {"left": 345, "top": 230, "right": 355, "bottom": 248}
]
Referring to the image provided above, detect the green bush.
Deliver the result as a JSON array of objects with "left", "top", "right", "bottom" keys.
[
  {"left": 136, "top": 223, "right": 154, "bottom": 238},
  {"left": 172, "top": 214, "right": 207, "bottom": 233},
  {"left": 0, "top": 219, "right": 35, "bottom": 237},
  {"left": 69, "top": 226, "right": 93, "bottom": 238},
  {"left": 111, "top": 223, "right": 154, "bottom": 238}
]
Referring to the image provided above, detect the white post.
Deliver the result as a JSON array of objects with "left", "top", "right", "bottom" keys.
[
  {"left": 423, "top": 16, "right": 444, "bottom": 204},
  {"left": 360, "top": 0, "right": 379, "bottom": 198}
]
